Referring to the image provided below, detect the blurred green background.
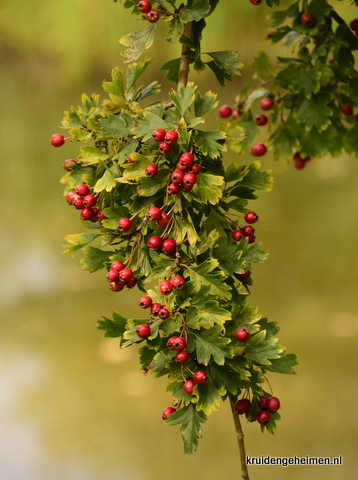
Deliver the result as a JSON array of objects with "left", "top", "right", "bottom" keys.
[{"left": 1, "top": 1, "right": 357, "bottom": 479}]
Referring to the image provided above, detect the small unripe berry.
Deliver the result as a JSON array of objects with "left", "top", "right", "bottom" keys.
[
  {"left": 171, "top": 275, "right": 185, "bottom": 290},
  {"left": 256, "top": 410, "right": 271, "bottom": 425},
  {"left": 218, "top": 105, "right": 232, "bottom": 118},
  {"left": 162, "top": 407, "right": 176, "bottom": 420},
  {"left": 150, "top": 303, "right": 162, "bottom": 316},
  {"left": 244, "top": 211, "right": 259, "bottom": 224},
  {"left": 137, "top": 0, "right": 151, "bottom": 13},
  {"left": 145, "top": 164, "right": 158, "bottom": 177},
  {"left": 251, "top": 143, "right": 267, "bottom": 157},
  {"left": 255, "top": 114, "right": 268, "bottom": 126},
  {"left": 341, "top": 104, "right": 353, "bottom": 116},
  {"left": 139, "top": 296, "right": 152, "bottom": 309},
  {"left": 232, "top": 229, "right": 244, "bottom": 241},
  {"left": 159, "top": 141, "right": 172, "bottom": 154},
  {"left": 260, "top": 98, "right": 274, "bottom": 110},
  {"left": 236, "top": 327, "right": 250, "bottom": 342},
  {"left": 175, "top": 350, "right": 189, "bottom": 364},
  {"left": 162, "top": 238, "right": 177, "bottom": 255},
  {"left": 147, "top": 207, "right": 162, "bottom": 221},
  {"left": 146, "top": 9, "right": 160, "bottom": 23},
  {"left": 301, "top": 12, "right": 314, "bottom": 27},
  {"left": 159, "top": 280, "right": 173, "bottom": 295},
  {"left": 235, "top": 398, "right": 251, "bottom": 415},
  {"left": 168, "top": 183, "right": 181, "bottom": 194},
  {"left": 171, "top": 170, "right": 184, "bottom": 184},
  {"left": 167, "top": 336, "right": 187, "bottom": 351},
  {"left": 76, "top": 184, "right": 90, "bottom": 197},
  {"left": 137, "top": 324, "right": 151, "bottom": 338},
  {"left": 183, "top": 379, "right": 196, "bottom": 395},
  {"left": 266, "top": 396, "right": 280, "bottom": 412},
  {"left": 156, "top": 212, "right": 170, "bottom": 228},
  {"left": 152, "top": 129, "right": 166, "bottom": 142},
  {"left": 50, "top": 133, "right": 65, "bottom": 147},
  {"left": 164, "top": 130, "right": 178, "bottom": 144},
  {"left": 158, "top": 307, "right": 170, "bottom": 320},
  {"left": 83, "top": 194, "right": 96, "bottom": 208},
  {"left": 110, "top": 261, "right": 125, "bottom": 272},
  {"left": 193, "top": 370, "right": 208, "bottom": 384},
  {"left": 147, "top": 235, "right": 163, "bottom": 251},
  {"left": 118, "top": 218, "right": 132, "bottom": 232},
  {"left": 63, "top": 159, "right": 77, "bottom": 171}
]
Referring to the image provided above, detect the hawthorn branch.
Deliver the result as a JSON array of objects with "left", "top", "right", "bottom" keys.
[
  {"left": 177, "top": 21, "right": 194, "bottom": 92},
  {"left": 230, "top": 399, "right": 250, "bottom": 480}
]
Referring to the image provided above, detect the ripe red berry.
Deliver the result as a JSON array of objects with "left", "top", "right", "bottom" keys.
[
  {"left": 250, "top": 0, "right": 262, "bottom": 4},
  {"left": 183, "top": 173, "right": 197, "bottom": 188},
  {"left": 251, "top": 143, "right": 267, "bottom": 156},
  {"left": 258, "top": 395, "right": 269, "bottom": 409},
  {"left": 171, "top": 275, "right": 185, "bottom": 290},
  {"left": 50, "top": 133, "right": 65, "bottom": 147},
  {"left": 152, "top": 129, "right": 166, "bottom": 142},
  {"left": 167, "top": 336, "right": 187, "bottom": 351},
  {"left": 66, "top": 190, "right": 77, "bottom": 205},
  {"left": 341, "top": 104, "right": 353, "bottom": 116},
  {"left": 76, "top": 184, "right": 90, "bottom": 197},
  {"left": 139, "top": 296, "right": 152, "bottom": 309},
  {"left": 158, "top": 307, "right": 170, "bottom": 320},
  {"left": 97, "top": 210, "right": 107, "bottom": 221},
  {"left": 243, "top": 225, "right": 255, "bottom": 236},
  {"left": 150, "top": 303, "right": 162, "bottom": 316},
  {"left": 147, "top": 207, "right": 162, "bottom": 221},
  {"left": 255, "top": 114, "right": 268, "bottom": 126},
  {"left": 232, "top": 229, "right": 244, "bottom": 241},
  {"left": 110, "top": 261, "right": 125, "bottom": 272},
  {"left": 235, "top": 398, "right": 251, "bottom": 415},
  {"left": 107, "top": 269, "right": 120, "bottom": 282},
  {"left": 175, "top": 350, "right": 189, "bottom": 364},
  {"left": 260, "top": 98, "right": 274, "bottom": 110},
  {"left": 118, "top": 218, "right": 132, "bottom": 232},
  {"left": 236, "top": 327, "right": 250, "bottom": 342},
  {"left": 156, "top": 212, "right": 170, "bottom": 228},
  {"left": 294, "top": 158, "right": 306, "bottom": 169},
  {"left": 266, "top": 396, "right": 280, "bottom": 412},
  {"left": 83, "top": 194, "right": 96, "bottom": 208},
  {"left": 162, "top": 238, "right": 177, "bottom": 254},
  {"left": 218, "top": 105, "right": 233, "bottom": 118},
  {"left": 193, "top": 370, "right": 208, "bottom": 384},
  {"left": 256, "top": 410, "right": 271, "bottom": 425},
  {"left": 119, "top": 268, "right": 133, "bottom": 282},
  {"left": 63, "top": 159, "right": 77, "bottom": 171},
  {"left": 178, "top": 152, "right": 194, "bottom": 169},
  {"left": 188, "top": 163, "right": 201, "bottom": 175},
  {"left": 137, "top": 324, "right": 151, "bottom": 338},
  {"left": 146, "top": 9, "right": 160, "bottom": 23},
  {"left": 164, "top": 130, "right": 179, "bottom": 144},
  {"left": 159, "top": 280, "right": 173, "bottom": 295},
  {"left": 73, "top": 197, "right": 85, "bottom": 210},
  {"left": 350, "top": 18, "right": 358, "bottom": 31},
  {"left": 183, "top": 379, "right": 196, "bottom": 395},
  {"left": 159, "top": 141, "right": 172, "bottom": 154},
  {"left": 81, "top": 207, "right": 95, "bottom": 221},
  {"left": 171, "top": 170, "right": 184, "bottom": 184},
  {"left": 301, "top": 12, "right": 314, "bottom": 26},
  {"left": 162, "top": 407, "right": 176, "bottom": 420},
  {"left": 137, "top": 0, "right": 151, "bottom": 13},
  {"left": 145, "top": 164, "right": 158, "bottom": 177},
  {"left": 147, "top": 235, "right": 163, "bottom": 251},
  {"left": 236, "top": 271, "right": 251, "bottom": 280},
  {"left": 126, "top": 276, "right": 137, "bottom": 288},
  {"left": 248, "top": 234, "right": 256, "bottom": 244},
  {"left": 244, "top": 211, "right": 259, "bottom": 224},
  {"left": 167, "top": 183, "right": 181, "bottom": 195}
]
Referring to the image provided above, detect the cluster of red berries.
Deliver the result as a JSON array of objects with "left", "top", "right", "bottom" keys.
[
  {"left": 65, "top": 184, "right": 103, "bottom": 222},
  {"left": 232, "top": 211, "right": 259, "bottom": 244},
  {"left": 235, "top": 395, "right": 281, "bottom": 425},
  {"left": 106, "top": 261, "right": 137, "bottom": 292},
  {"left": 168, "top": 153, "right": 200, "bottom": 193},
  {"left": 293, "top": 151, "right": 311, "bottom": 170},
  {"left": 151, "top": 127, "right": 179, "bottom": 154},
  {"left": 137, "top": 0, "right": 160, "bottom": 23}
]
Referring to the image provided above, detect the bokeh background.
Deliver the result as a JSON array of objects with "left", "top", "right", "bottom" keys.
[{"left": 1, "top": 1, "right": 357, "bottom": 479}]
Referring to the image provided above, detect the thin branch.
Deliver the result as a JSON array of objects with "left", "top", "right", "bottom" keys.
[
  {"left": 230, "top": 399, "right": 250, "bottom": 480},
  {"left": 177, "top": 21, "right": 194, "bottom": 93}
]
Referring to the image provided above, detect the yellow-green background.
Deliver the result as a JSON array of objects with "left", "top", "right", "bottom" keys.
[{"left": 1, "top": 1, "right": 357, "bottom": 478}]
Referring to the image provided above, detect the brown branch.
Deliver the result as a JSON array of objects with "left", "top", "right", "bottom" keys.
[
  {"left": 230, "top": 399, "right": 250, "bottom": 480},
  {"left": 177, "top": 21, "right": 194, "bottom": 93}
]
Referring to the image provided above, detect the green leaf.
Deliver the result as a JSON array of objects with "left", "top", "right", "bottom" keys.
[
  {"left": 98, "top": 112, "right": 132, "bottom": 137},
  {"left": 118, "top": 153, "right": 153, "bottom": 181},
  {"left": 134, "top": 81, "right": 161, "bottom": 102},
  {"left": 194, "top": 91, "right": 218, "bottom": 117},
  {"left": 63, "top": 233, "right": 100, "bottom": 254},
  {"left": 196, "top": 230, "right": 220, "bottom": 255},
  {"left": 240, "top": 161, "right": 274, "bottom": 192},
  {"left": 96, "top": 312, "right": 127, "bottom": 338},
  {"left": 209, "top": 363, "right": 245, "bottom": 395},
  {"left": 206, "top": 60, "right": 232, "bottom": 86},
  {"left": 80, "top": 246, "right": 112, "bottom": 272},
  {"left": 196, "top": 378, "right": 226, "bottom": 415},
  {"left": 179, "top": 0, "right": 211, "bottom": 22},
  {"left": 194, "top": 325, "right": 231, "bottom": 365},
  {"left": 193, "top": 172, "right": 224, "bottom": 205},
  {"left": 264, "top": 352, "right": 298, "bottom": 374},
  {"left": 244, "top": 331, "right": 283, "bottom": 365},
  {"left": 250, "top": 50, "right": 274, "bottom": 77},
  {"left": 102, "top": 67, "right": 125, "bottom": 97},
  {"left": 206, "top": 51, "right": 243, "bottom": 76},
  {"left": 139, "top": 345, "right": 157, "bottom": 369},
  {"left": 132, "top": 112, "right": 170, "bottom": 141},
  {"left": 267, "top": 1, "right": 299, "bottom": 28},
  {"left": 101, "top": 204, "right": 130, "bottom": 230},
  {"left": 296, "top": 94, "right": 333, "bottom": 131},
  {"left": 193, "top": 130, "right": 226, "bottom": 158},
  {"left": 169, "top": 82, "right": 197, "bottom": 117},
  {"left": 94, "top": 169, "right": 117, "bottom": 193},
  {"left": 230, "top": 121, "right": 259, "bottom": 154},
  {"left": 175, "top": 213, "right": 201, "bottom": 246},
  {"left": 225, "top": 161, "right": 246, "bottom": 183},
  {"left": 186, "top": 258, "right": 232, "bottom": 300},
  {"left": 119, "top": 25, "right": 157, "bottom": 63},
  {"left": 159, "top": 58, "right": 181, "bottom": 83},
  {"left": 78, "top": 146, "right": 110, "bottom": 166},
  {"left": 186, "top": 295, "right": 231, "bottom": 329},
  {"left": 126, "top": 58, "right": 152, "bottom": 92},
  {"left": 137, "top": 169, "right": 170, "bottom": 196},
  {"left": 167, "top": 18, "right": 184, "bottom": 43},
  {"left": 165, "top": 404, "right": 207, "bottom": 455}
]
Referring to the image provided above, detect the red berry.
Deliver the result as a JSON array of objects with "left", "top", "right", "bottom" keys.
[
  {"left": 152, "top": 129, "right": 166, "bottom": 142},
  {"left": 162, "top": 239, "right": 176, "bottom": 254},
  {"left": 139, "top": 296, "right": 152, "bottom": 309},
  {"left": 250, "top": 0, "right": 262, "bottom": 4},
  {"left": 171, "top": 170, "right": 184, "bottom": 184},
  {"left": 147, "top": 235, "right": 163, "bottom": 251},
  {"left": 159, "top": 141, "right": 172, "bottom": 154},
  {"left": 175, "top": 350, "right": 189, "bottom": 364},
  {"left": 178, "top": 152, "right": 194, "bottom": 169},
  {"left": 126, "top": 276, "right": 137, "bottom": 288},
  {"left": 350, "top": 18, "right": 358, "bottom": 31},
  {"left": 235, "top": 398, "right": 251, "bottom": 415},
  {"left": 266, "top": 396, "right": 280, "bottom": 412},
  {"left": 145, "top": 164, "right": 158, "bottom": 177},
  {"left": 236, "top": 271, "right": 251, "bottom": 280},
  {"left": 128, "top": 153, "right": 136, "bottom": 163},
  {"left": 63, "top": 159, "right": 77, "bottom": 171},
  {"left": 50, "top": 133, "right": 65, "bottom": 147},
  {"left": 147, "top": 207, "right": 162, "bottom": 221},
  {"left": 164, "top": 130, "right": 178, "bottom": 144},
  {"left": 107, "top": 269, "right": 120, "bottom": 282},
  {"left": 73, "top": 197, "right": 85, "bottom": 210},
  {"left": 232, "top": 229, "right": 244, "bottom": 241},
  {"left": 66, "top": 190, "right": 77, "bottom": 205},
  {"left": 256, "top": 410, "right": 270, "bottom": 425},
  {"left": 193, "top": 370, "right": 208, "bottom": 384},
  {"left": 171, "top": 275, "right": 185, "bottom": 290},
  {"left": 341, "top": 104, "right": 353, "bottom": 116},
  {"left": 183, "top": 379, "right": 196, "bottom": 395},
  {"left": 158, "top": 307, "right": 170, "bottom": 320},
  {"left": 159, "top": 280, "right": 173, "bottom": 295},
  {"left": 244, "top": 211, "right": 259, "bottom": 224},
  {"left": 188, "top": 163, "right": 201, "bottom": 175},
  {"left": 248, "top": 234, "right": 256, "bottom": 244},
  {"left": 137, "top": 324, "right": 151, "bottom": 338},
  {"left": 236, "top": 327, "right": 250, "bottom": 342},
  {"left": 355, "top": 113, "right": 358, "bottom": 123},
  {"left": 251, "top": 143, "right": 267, "bottom": 156},
  {"left": 260, "top": 98, "right": 274, "bottom": 111},
  {"left": 83, "top": 194, "right": 96, "bottom": 208},
  {"left": 231, "top": 111, "right": 240, "bottom": 119},
  {"left": 301, "top": 12, "right": 314, "bottom": 27},
  {"left": 118, "top": 218, "right": 132, "bottom": 231},
  {"left": 258, "top": 395, "right": 269, "bottom": 409},
  {"left": 167, "top": 183, "right": 181, "bottom": 194},
  {"left": 167, "top": 336, "right": 187, "bottom": 351},
  {"left": 76, "top": 184, "right": 90, "bottom": 197},
  {"left": 97, "top": 210, "right": 107, "bottom": 221},
  {"left": 243, "top": 225, "right": 255, "bottom": 236},
  {"left": 162, "top": 407, "right": 176, "bottom": 420},
  {"left": 183, "top": 173, "right": 197, "bottom": 188},
  {"left": 294, "top": 158, "right": 306, "bottom": 170},
  {"left": 110, "top": 261, "right": 125, "bottom": 272},
  {"left": 218, "top": 105, "right": 233, "bottom": 118},
  {"left": 119, "top": 268, "right": 133, "bottom": 282},
  {"left": 109, "top": 282, "right": 123, "bottom": 292},
  {"left": 150, "top": 303, "right": 162, "bottom": 316},
  {"left": 146, "top": 9, "right": 160, "bottom": 23},
  {"left": 81, "top": 207, "right": 95, "bottom": 221},
  {"left": 156, "top": 212, "right": 170, "bottom": 228},
  {"left": 137, "top": 0, "right": 151, "bottom": 13},
  {"left": 255, "top": 114, "right": 268, "bottom": 126}
]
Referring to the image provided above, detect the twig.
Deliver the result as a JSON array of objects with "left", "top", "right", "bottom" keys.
[{"left": 229, "top": 399, "right": 250, "bottom": 480}]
